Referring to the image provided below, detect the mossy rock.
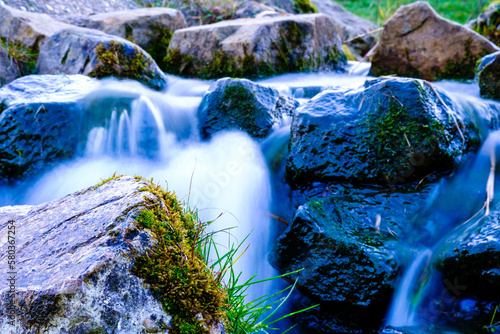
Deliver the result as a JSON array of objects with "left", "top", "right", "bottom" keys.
[
  {"left": 468, "top": 2, "right": 500, "bottom": 47},
  {"left": 478, "top": 51, "right": 500, "bottom": 101},
  {"left": 286, "top": 77, "right": 491, "bottom": 186},
  {"left": 165, "top": 13, "right": 346, "bottom": 80}
]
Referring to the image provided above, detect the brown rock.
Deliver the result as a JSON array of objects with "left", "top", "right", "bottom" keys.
[{"left": 369, "top": 1, "right": 499, "bottom": 81}]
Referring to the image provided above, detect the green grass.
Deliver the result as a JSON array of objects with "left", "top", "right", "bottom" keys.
[{"left": 334, "top": 0, "right": 489, "bottom": 26}]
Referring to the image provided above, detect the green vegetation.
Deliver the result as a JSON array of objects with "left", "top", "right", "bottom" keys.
[
  {"left": 144, "top": 24, "right": 173, "bottom": 72},
  {"left": 335, "top": 0, "right": 486, "bottom": 25},
  {"left": 470, "top": 1, "right": 500, "bottom": 46},
  {"left": 128, "top": 177, "right": 313, "bottom": 333},
  {"left": 293, "top": 0, "right": 318, "bottom": 14},
  {"left": 0, "top": 37, "right": 38, "bottom": 76}
]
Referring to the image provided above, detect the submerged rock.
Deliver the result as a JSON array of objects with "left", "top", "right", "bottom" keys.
[
  {"left": 0, "top": 75, "right": 99, "bottom": 182},
  {"left": 467, "top": 2, "right": 500, "bottom": 47},
  {"left": 0, "top": 176, "right": 225, "bottom": 333},
  {"left": 0, "top": 45, "right": 19, "bottom": 86},
  {"left": 286, "top": 77, "right": 489, "bottom": 186},
  {"left": 71, "top": 7, "right": 188, "bottom": 71},
  {"left": 370, "top": 1, "right": 499, "bottom": 81},
  {"left": 165, "top": 13, "right": 346, "bottom": 79},
  {"left": 478, "top": 51, "right": 500, "bottom": 101},
  {"left": 198, "top": 78, "right": 298, "bottom": 139},
  {"left": 272, "top": 184, "right": 432, "bottom": 332},
  {"left": 36, "top": 27, "right": 167, "bottom": 90}
]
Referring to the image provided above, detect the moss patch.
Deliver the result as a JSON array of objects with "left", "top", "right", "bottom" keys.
[
  {"left": 88, "top": 41, "right": 160, "bottom": 87},
  {"left": 293, "top": 0, "right": 318, "bottom": 14},
  {"left": 144, "top": 24, "right": 173, "bottom": 72},
  {"left": 132, "top": 179, "right": 227, "bottom": 334},
  {"left": 0, "top": 37, "right": 38, "bottom": 76}
]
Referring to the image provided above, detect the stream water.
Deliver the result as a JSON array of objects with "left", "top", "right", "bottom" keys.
[{"left": 0, "top": 62, "right": 499, "bottom": 333}]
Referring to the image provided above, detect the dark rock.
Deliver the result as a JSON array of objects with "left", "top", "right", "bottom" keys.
[
  {"left": 466, "top": 2, "right": 500, "bottom": 47},
  {"left": 36, "top": 27, "right": 167, "bottom": 90},
  {"left": 271, "top": 183, "right": 432, "bottom": 332},
  {"left": 370, "top": 1, "right": 499, "bottom": 81},
  {"left": 165, "top": 13, "right": 346, "bottom": 79},
  {"left": 198, "top": 78, "right": 298, "bottom": 139},
  {"left": 0, "top": 75, "right": 99, "bottom": 183},
  {"left": 478, "top": 51, "right": 500, "bottom": 101},
  {"left": 286, "top": 77, "right": 492, "bottom": 186},
  {"left": 0, "top": 45, "right": 19, "bottom": 86}
]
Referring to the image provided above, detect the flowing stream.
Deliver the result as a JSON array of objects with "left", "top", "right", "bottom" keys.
[{"left": 1, "top": 63, "right": 500, "bottom": 332}]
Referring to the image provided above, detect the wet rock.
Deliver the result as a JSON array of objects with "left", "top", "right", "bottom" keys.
[
  {"left": 271, "top": 184, "right": 432, "bottom": 331},
  {"left": 0, "top": 45, "right": 20, "bottom": 86},
  {"left": 71, "top": 7, "right": 187, "bottom": 71},
  {"left": 369, "top": 1, "right": 499, "bottom": 81},
  {"left": 36, "top": 27, "right": 167, "bottom": 90},
  {"left": 310, "top": 0, "right": 378, "bottom": 58},
  {"left": 478, "top": 51, "right": 500, "bottom": 101},
  {"left": 198, "top": 78, "right": 298, "bottom": 139},
  {"left": 286, "top": 77, "right": 489, "bottom": 186},
  {"left": 165, "top": 13, "right": 346, "bottom": 79},
  {"left": 466, "top": 2, "right": 500, "bottom": 47},
  {"left": 0, "top": 75, "right": 99, "bottom": 182},
  {"left": 0, "top": 176, "right": 171, "bottom": 333}
]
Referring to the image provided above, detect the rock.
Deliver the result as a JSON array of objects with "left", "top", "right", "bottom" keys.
[
  {"left": 0, "top": 45, "right": 20, "bottom": 86},
  {"left": 71, "top": 8, "right": 187, "bottom": 71},
  {"left": 310, "top": 0, "right": 378, "bottom": 58},
  {"left": 0, "top": 75, "right": 99, "bottom": 182},
  {"left": 165, "top": 13, "right": 346, "bottom": 79},
  {"left": 0, "top": 176, "right": 226, "bottom": 333},
  {"left": 286, "top": 77, "right": 493, "bottom": 186},
  {"left": 466, "top": 2, "right": 500, "bottom": 47},
  {"left": 36, "top": 27, "right": 167, "bottom": 90},
  {"left": 198, "top": 78, "right": 298, "bottom": 139},
  {"left": 232, "top": 1, "right": 287, "bottom": 19},
  {"left": 369, "top": 1, "right": 499, "bottom": 81},
  {"left": 0, "top": 4, "right": 74, "bottom": 74},
  {"left": 271, "top": 184, "right": 432, "bottom": 331},
  {"left": 478, "top": 51, "right": 500, "bottom": 101}
]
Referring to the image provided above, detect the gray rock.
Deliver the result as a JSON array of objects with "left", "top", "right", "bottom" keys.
[
  {"left": 478, "top": 51, "right": 500, "bottom": 101},
  {"left": 370, "top": 1, "right": 499, "bottom": 81},
  {"left": 0, "top": 45, "right": 20, "bottom": 86},
  {"left": 71, "top": 7, "right": 187, "bottom": 71},
  {"left": 36, "top": 27, "right": 167, "bottom": 90},
  {"left": 466, "top": 2, "right": 500, "bottom": 47},
  {"left": 0, "top": 176, "right": 171, "bottom": 333},
  {"left": 310, "top": 0, "right": 378, "bottom": 58},
  {"left": 198, "top": 78, "right": 298, "bottom": 139},
  {"left": 0, "top": 75, "right": 99, "bottom": 182},
  {"left": 232, "top": 1, "right": 287, "bottom": 19},
  {"left": 286, "top": 77, "right": 495, "bottom": 185},
  {"left": 165, "top": 13, "right": 346, "bottom": 79}
]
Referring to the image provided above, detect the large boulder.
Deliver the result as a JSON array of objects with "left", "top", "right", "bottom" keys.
[
  {"left": 0, "top": 45, "right": 19, "bottom": 86},
  {"left": 369, "top": 1, "right": 499, "bottom": 81},
  {"left": 467, "top": 2, "right": 500, "bottom": 47},
  {"left": 478, "top": 51, "right": 500, "bottom": 101},
  {"left": 0, "top": 176, "right": 226, "bottom": 333},
  {"left": 286, "top": 77, "right": 496, "bottom": 186},
  {"left": 165, "top": 13, "right": 346, "bottom": 79},
  {"left": 0, "top": 75, "right": 99, "bottom": 183},
  {"left": 310, "top": 0, "right": 378, "bottom": 57},
  {"left": 36, "top": 27, "right": 167, "bottom": 90},
  {"left": 71, "top": 8, "right": 188, "bottom": 71},
  {"left": 271, "top": 184, "right": 432, "bottom": 332},
  {"left": 198, "top": 78, "right": 298, "bottom": 139}
]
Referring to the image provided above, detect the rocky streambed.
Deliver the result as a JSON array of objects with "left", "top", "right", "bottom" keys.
[{"left": 2, "top": 0, "right": 500, "bottom": 333}]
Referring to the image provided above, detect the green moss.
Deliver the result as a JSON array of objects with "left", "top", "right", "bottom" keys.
[
  {"left": 293, "top": 0, "right": 318, "bottom": 13},
  {"left": 0, "top": 37, "right": 38, "bottom": 76},
  {"left": 92, "top": 173, "right": 124, "bottom": 190},
  {"left": 478, "top": 55, "right": 500, "bottom": 100},
  {"left": 472, "top": 3, "right": 500, "bottom": 46},
  {"left": 132, "top": 179, "right": 227, "bottom": 334},
  {"left": 145, "top": 24, "right": 173, "bottom": 72},
  {"left": 88, "top": 41, "right": 158, "bottom": 84}
]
